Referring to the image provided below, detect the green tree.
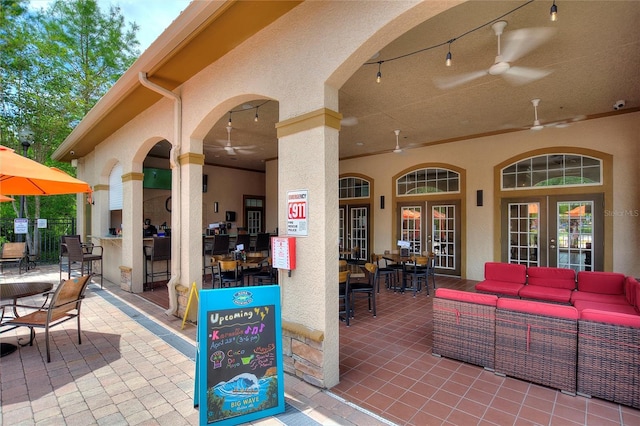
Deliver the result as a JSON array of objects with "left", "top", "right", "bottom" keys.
[{"left": 0, "top": 0, "right": 139, "bottom": 257}]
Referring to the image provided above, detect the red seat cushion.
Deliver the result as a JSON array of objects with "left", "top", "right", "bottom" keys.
[
  {"left": 573, "top": 300, "right": 638, "bottom": 315},
  {"left": 576, "top": 271, "right": 625, "bottom": 294},
  {"left": 475, "top": 280, "right": 523, "bottom": 297},
  {"left": 570, "top": 291, "right": 628, "bottom": 305},
  {"left": 518, "top": 285, "right": 572, "bottom": 304}
]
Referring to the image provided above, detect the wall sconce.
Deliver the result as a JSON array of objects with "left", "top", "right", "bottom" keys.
[
  {"left": 380, "top": 195, "right": 385, "bottom": 209},
  {"left": 214, "top": 201, "right": 219, "bottom": 213}
]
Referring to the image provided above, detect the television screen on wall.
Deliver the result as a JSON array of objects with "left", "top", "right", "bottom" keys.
[{"left": 143, "top": 168, "right": 172, "bottom": 189}]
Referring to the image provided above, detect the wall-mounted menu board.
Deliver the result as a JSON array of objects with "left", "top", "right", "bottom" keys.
[{"left": 196, "top": 286, "right": 284, "bottom": 425}]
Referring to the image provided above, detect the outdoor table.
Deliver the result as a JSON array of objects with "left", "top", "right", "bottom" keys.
[{"left": 1, "top": 281, "right": 54, "bottom": 357}]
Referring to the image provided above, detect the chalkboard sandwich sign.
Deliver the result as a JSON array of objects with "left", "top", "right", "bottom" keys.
[{"left": 196, "top": 285, "right": 284, "bottom": 425}]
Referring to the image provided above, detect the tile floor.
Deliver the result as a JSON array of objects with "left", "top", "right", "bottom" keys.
[
  {"left": 333, "top": 275, "right": 640, "bottom": 425},
  {"left": 4, "top": 265, "right": 639, "bottom": 425}
]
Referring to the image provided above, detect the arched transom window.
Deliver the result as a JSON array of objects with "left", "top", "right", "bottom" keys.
[
  {"left": 339, "top": 177, "right": 370, "bottom": 199},
  {"left": 396, "top": 168, "right": 460, "bottom": 195},
  {"left": 501, "top": 154, "right": 602, "bottom": 190}
]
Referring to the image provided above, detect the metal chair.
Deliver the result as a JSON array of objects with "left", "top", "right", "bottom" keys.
[
  {"left": 234, "top": 233, "right": 251, "bottom": 252},
  {"left": 253, "top": 232, "right": 271, "bottom": 253},
  {"left": 402, "top": 255, "right": 431, "bottom": 297},
  {"left": 1, "top": 275, "right": 92, "bottom": 362},
  {"left": 217, "top": 259, "right": 244, "bottom": 288},
  {"left": 338, "top": 270, "right": 351, "bottom": 326},
  {"left": 350, "top": 263, "right": 377, "bottom": 318},
  {"left": 60, "top": 236, "right": 103, "bottom": 288},
  {"left": 212, "top": 234, "right": 230, "bottom": 255},
  {"left": 143, "top": 237, "right": 171, "bottom": 290},
  {"left": 371, "top": 253, "right": 396, "bottom": 293},
  {"left": 202, "top": 236, "right": 215, "bottom": 288}
]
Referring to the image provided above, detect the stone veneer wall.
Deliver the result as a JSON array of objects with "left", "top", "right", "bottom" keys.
[{"left": 282, "top": 321, "right": 326, "bottom": 388}]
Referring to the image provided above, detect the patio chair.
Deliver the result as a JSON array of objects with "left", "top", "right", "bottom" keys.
[
  {"left": 350, "top": 263, "right": 377, "bottom": 318},
  {"left": 60, "top": 236, "right": 103, "bottom": 288},
  {"left": 1, "top": 275, "right": 92, "bottom": 362},
  {"left": 339, "top": 270, "right": 351, "bottom": 326},
  {"left": 0, "top": 242, "right": 27, "bottom": 274}
]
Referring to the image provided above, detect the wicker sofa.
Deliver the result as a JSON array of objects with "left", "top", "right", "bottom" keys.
[{"left": 433, "top": 264, "right": 640, "bottom": 408}]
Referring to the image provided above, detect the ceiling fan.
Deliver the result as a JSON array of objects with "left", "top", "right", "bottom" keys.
[
  {"left": 393, "top": 129, "right": 402, "bottom": 153},
  {"left": 434, "top": 21, "right": 556, "bottom": 90},
  {"left": 527, "top": 99, "right": 587, "bottom": 131},
  {"left": 215, "top": 126, "right": 256, "bottom": 156}
]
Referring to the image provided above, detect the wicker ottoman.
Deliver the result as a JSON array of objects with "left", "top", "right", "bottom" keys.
[
  {"left": 433, "top": 289, "right": 498, "bottom": 370},
  {"left": 577, "top": 309, "right": 640, "bottom": 409},
  {"left": 495, "top": 298, "right": 579, "bottom": 394}
]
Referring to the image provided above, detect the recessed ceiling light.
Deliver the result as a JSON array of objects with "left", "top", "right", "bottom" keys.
[
  {"left": 369, "top": 52, "right": 380, "bottom": 60},
  {"left": 356, "top": 142, "right": 364, "bottom": 146}
]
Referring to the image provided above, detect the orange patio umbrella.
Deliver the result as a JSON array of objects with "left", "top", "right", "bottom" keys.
[
  {"left": 0, "top": 194, "right": 15, "bottom": 202},
  {"left": 0, "top": 145, "right": 92, "bottom": 196}
]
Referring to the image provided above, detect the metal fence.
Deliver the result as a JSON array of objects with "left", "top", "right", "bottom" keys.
[{"left": 0, "top": 218, "right": 76, "bottom": 264}]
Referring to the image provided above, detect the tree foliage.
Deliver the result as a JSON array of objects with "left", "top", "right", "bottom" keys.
[{"left": 0, "top": 0, "right": 139, "bottom": 223}]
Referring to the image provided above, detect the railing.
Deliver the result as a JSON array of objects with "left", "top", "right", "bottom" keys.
[{"left": 0, "top": 218, "right": 76, "bottom": 264}]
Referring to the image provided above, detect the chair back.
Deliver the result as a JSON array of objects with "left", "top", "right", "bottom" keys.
[
  {"left": 152, "top": 237, "right": 172, "bottom": 261},
  {"left": 339, "top": 270, "right": 350, "bottom": 284},
  {"left": 254, "top": 233, "right": 271, "bottom": 251},
  {"left": 51, "top": 275, "right": 92, "bottom": 319},
  {"left": 414, "top": 256, "right": 429, "bottom": 267},
  {"left": 212, "top": 234, "right": 230, "bottom": 255},
  {"left": 63, "top": 236, "right": 85, "bottom": 262},
  {"left": 219, "top": 259, "right": 240, "bottom": 272},
  {"left": 235, "top": 233, "right": 251, "bottom": 251},
  {"left": 339, "top": 259, "right": 348, "bottom": 271}
]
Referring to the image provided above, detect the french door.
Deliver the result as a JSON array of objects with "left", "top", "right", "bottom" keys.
[
  {"left": 502, "top": 194, "right": 603, "bottom": 271},
  {"left": 339, "top": 204, "right": 370, "bottom": 261},
  {"left": 399, "top": 200, "right": 461, "bottom": 276}
]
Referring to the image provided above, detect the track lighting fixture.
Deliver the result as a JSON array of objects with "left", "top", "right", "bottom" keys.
[
  {"left": 254, "top": 107, "right": 259, "bottom": 122},
  {"left": 376, "top": 61, "right": 382, "bottom": 83},
  {"left": 227, "top": 111, "right": 232, "bottom": 126},
  {"left": 550, "top": 1, "right": 558, "bottom": 21},
  {"left": 445, "top": 46, "right": 452, "bottom": 67}
]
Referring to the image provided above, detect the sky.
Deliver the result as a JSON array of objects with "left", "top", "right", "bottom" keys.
[{"left": 28, "top": 0, "right": 190, "bottom": 52}]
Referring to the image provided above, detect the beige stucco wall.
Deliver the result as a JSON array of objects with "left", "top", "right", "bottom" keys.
[
  {"left": 72, "top": 0, "right": 638, "bottom": 388},
  {"left": 340, "top": 112, "right": 640, "bottom": 280}
]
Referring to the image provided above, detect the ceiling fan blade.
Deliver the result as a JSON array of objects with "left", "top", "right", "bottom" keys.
[
  {"left": 501, "top": 66, "right": 552, "bottom": 86},
  {"left": 340, "top": 116, "right": 358, "bottom": 127},
  {"left": 501, "top": 27, "right": 556, "bottom": 63},
  {"left": 433, "top": 70, "right": 488, "bottom": 90}
]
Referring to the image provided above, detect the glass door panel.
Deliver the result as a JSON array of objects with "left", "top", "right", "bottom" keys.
[
  {"left": 431, "top": 204, "right": 456, "bottom": 270},
  {"left": 400, "top": 206, "right": 422, "bottom": 255},
  {"left": 507, "top": 202, "right": 539, "bottom": 267}
]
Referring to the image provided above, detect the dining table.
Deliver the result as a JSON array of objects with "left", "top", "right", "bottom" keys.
[{"left": 1, "top": 281, "right": 54, "bottom": 357}]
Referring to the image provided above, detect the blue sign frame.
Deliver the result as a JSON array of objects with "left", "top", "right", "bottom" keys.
[{"left": 195, "top": 285, "right": 284, "bottom": 425}]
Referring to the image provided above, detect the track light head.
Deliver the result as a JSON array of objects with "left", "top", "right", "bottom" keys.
[{"left": 445, "top": 51, "right": 452, "bottom": 67}]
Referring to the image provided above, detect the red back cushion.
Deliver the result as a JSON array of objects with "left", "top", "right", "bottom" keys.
[
  {"left": 527, "top": 267, "right": 576, "bottom": 290},
  {"left": 497, "top": 298, "right": 578, "bottom": 320},
  {"left": 576, "top": 271, "right": 625, "bottom": 295},
  {"left": 485, "top": 262, "right": 526, "bottom": 284},
  {"left": 435, "top": 288, "right": 498, "bottom": 306},
  {"left": 625, "top": 276, "right": 638, "bottom": 307}
]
